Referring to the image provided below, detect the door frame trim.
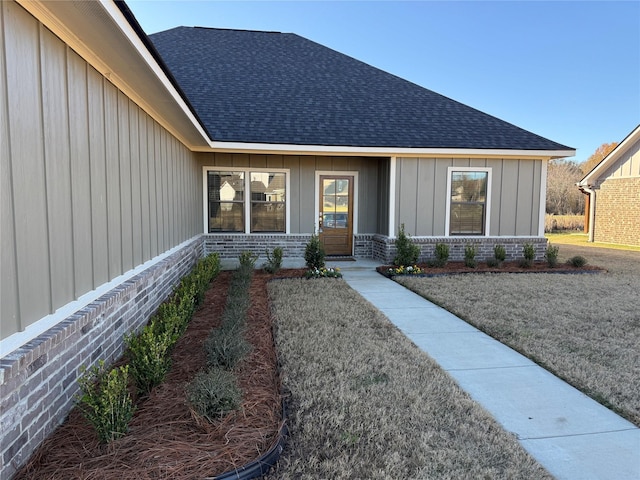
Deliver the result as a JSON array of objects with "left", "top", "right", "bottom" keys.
[{"left": 314, "top": 171, "right": 359, "bottom": 242}]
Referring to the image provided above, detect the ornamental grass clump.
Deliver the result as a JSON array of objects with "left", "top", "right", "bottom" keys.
[
  {"left": 186, "top": 368, "right": 242, "bottom": 423},
  {"left": 263, "top": 247, "right": 283, "bottom": 274},
  {"left": 567, "top": 255, "right": 588, "bottom": 267},
  {"left": 77, "top": 361, "right": 135, "bottom": 444},
  {"left": 393, "top": 223, "right": 420, "bottom": 267}
]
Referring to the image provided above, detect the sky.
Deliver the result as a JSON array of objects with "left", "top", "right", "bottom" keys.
[{"left": 127, "top": 0, "right": 640, "bottom": 164}]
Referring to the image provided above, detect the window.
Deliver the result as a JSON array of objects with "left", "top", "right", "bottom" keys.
[
  {"left": 447, "top": 168, "right": 490, "bottom": 235},
  {"left": 250, "top": 172, "right": 286, "bottom": 232},
  {"left": 205, "top": 168, "right": 288, "bottom": 233}
]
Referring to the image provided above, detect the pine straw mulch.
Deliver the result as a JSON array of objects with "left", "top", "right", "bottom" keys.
[{"left": 16, "top": 269, "right": 304, "bottom": 480}]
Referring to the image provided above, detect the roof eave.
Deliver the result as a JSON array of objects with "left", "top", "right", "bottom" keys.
[
  {"left": 579, "top": 124, "right": 640, "bottom": 186},
  {"left": 195, "top": 141, "right": 576, "bottom": 160}
]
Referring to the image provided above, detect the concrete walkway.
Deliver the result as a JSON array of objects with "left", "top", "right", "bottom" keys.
[{"left": 327, "top": 259, "right": 640, "bottom": 480}]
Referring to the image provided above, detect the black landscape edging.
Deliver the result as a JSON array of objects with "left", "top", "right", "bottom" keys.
[{"left": 212, "top": 404, "right": 288, "bottom": 480}]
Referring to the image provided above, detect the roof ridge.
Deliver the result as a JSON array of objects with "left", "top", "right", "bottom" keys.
[{"left": 192, "top": 26, "right": 284, "bottom": 35}]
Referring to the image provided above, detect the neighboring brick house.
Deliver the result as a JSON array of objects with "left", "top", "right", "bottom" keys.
[{"left": 578, "top": 125, "right": 640, "bottom": 247}]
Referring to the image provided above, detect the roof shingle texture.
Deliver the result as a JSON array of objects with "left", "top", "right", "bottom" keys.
[{"left": 149, "top": 27, "right": 571, "bottom": 151}]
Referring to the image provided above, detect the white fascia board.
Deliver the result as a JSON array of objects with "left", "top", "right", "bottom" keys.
[
  {"left": 197, "top": 141, "right": 576, "bottom": 160},
  {"left": 579, "top": 125, "right": 640, "bottom": 186},
  {"left": 99, "top": 1, "right": 211, "bottom": 143},
  {"left": 18, "top": 0, "right": 211, "bottom": 148}
]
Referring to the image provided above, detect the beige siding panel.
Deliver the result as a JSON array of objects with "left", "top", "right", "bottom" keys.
[
  {"left": 87, "top": 67, "right": 109, "bottom": 286},
  {"left": 415, "top": 159, "right": 436, "bottom": 236},
  {"left": 397, "top": 158, "right": 418, "bottom": 234},
  {"left": 298, "top": 156, "right": 316, "bottom": 233},
  {"left": 515, "top": 160, "right": 535, "bottom": 235},
  {"left": 602, "top": 138, "right": 640, "bottom": 179},
  {"left": 118, "top": 92, "right": 133, "bottom": 272},
  {"left": 486, "top": 158, "right": 504, "bottom": 235},
  {"left": 5, "top": 3, "right": 52, "bottom": 327},
  {"left": 41, "top": 26, "right": 75, "bottom": 309},
  {"left": 284, "top": 156, "right": 301, "bottom": 233},
  {"left": 67, "top": 51, "right": 93, "bottom": 296},
  {"left": 139, "top": 115, "right": 151, "bottom": 261},
  {"left": 147, "top": 117, "right": 159, "bottom": 258},
  {"left": 1, "top": 2, "right": 20, "bottom": 336},
  {"left": 377, "top": 161, "right": 390, "bottom": 235},
  {"left": 129, "top": 101, "right": 143, "bottom": 266},
  {"left": 104, "top": 82, "right": 122, "bottom": 278},
  {"left": 499, "top": 161, "right": 519, "bottom": 235},
  {"left": 156, "top": 124, "right": 167, "bottom": 253}
]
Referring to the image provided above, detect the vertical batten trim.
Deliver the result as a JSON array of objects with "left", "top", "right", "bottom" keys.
[
  {"left": 388, "top": 156, "right": 396, "bottom": 238},
  {"left": 538, "top": 160, "right": 548, "bottom": 237}
]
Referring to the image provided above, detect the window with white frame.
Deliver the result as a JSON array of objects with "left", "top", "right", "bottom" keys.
[
  {"left": 206, "top": 168, "right": 287, "bottom": 233},
  {"left": 447, "top": 168, "right": 490, "bottom": 235}
]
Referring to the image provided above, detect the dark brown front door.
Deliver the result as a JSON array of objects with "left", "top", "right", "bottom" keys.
[{"left": 319, "top": 175, "right": 353, "bottom": 256}]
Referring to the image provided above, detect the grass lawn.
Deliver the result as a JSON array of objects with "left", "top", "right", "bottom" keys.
[
  {"left": 546, "top": 232, "right": 640, "bottom": 252},
  {"left": 397, "top": 244, "right": 640, "bottom": 426},
  {"left": 267, "top": 279, "right": 551, "bottom": 479}
]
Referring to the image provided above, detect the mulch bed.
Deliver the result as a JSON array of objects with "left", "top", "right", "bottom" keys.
[
  {"left": 377, "top": 261, "right": 604, "bottom": 277},
  {"left": 16, "top": 269, "right": 303, "bottom": 480}
]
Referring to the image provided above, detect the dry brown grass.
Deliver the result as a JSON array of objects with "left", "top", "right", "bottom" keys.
[
  {"left": 267, "top": 279, "right": 552, "bottom": 479},
  {"left": 398, "top": 245, "right": 640, "bottom": 425}
]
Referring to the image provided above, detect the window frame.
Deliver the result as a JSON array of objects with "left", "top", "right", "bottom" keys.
[
  {"left": 445, "top": 167, "right": 491, "bottom": 236},
  {"left": 203, "top": 166, "right": 290, "bottom": 234}
]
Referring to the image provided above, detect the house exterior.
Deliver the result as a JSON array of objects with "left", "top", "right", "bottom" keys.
[
  {"left": 578, "top": 125, "right": 640, "bottom": 246},
  {"left": 0, "top": 1, "right": 573, "bottom": 477}
]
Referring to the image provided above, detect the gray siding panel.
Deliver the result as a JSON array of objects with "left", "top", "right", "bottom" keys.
[
  {"left": 2, "top": 4, "right": 203, "bottom": 341},
  {"left": 118, "top": 91, "right": 133, "bottom": 272},
  {"left": 5, "top": 2, "right": 52, "bottom": 324},
  {"left": 105, "top": 82, "right": 122, "bottom": 278},
  {"left": 515, "top": 160, "right": 535, "bottom": 235},
  {"left": 87, "top": 67, "right": 109, "bottom": 287},
  {"left": 1, "top": 2, "right": 20, "bottom": 336},
  {"left": 41, "top": 26, "right": 74, "bottom": 309},
  {"left": 67, "top": 51, "right": 93, "bottom": 297}
]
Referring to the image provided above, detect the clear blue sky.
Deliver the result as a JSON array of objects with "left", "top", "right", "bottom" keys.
[{"left": 127, "top": 0, "right": 639, "bottom": 164}]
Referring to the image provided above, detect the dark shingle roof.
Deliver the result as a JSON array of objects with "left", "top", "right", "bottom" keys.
[{"left": 149, "top": 26, "right": 571, "bottom": 151}]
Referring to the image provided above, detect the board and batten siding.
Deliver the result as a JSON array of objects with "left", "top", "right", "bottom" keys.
[
  {"left": 195, "top": 153, "right": 384, "bottom": 234},
  {"left": 598, "top": 137, "right": 640, "bottom": 181},
  {"left": 395, "top": 157, "right": 545, "bottom": 236},
  {"left": 1, "top": 1, "right": 202, "bottom": 341}
]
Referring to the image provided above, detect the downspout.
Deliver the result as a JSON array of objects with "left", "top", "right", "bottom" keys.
[{"left": 580, "top": 185, "right": 596, "bottom": 242}]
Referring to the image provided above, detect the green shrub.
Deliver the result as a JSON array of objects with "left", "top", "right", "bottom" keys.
[
  {"left": 263, "top": 247, "right": 283, "bottom": 274},
  {"left": 305, "top": 233, "right": 325, "bottom": 270},
  {"left": 125, "top": 321, "right": 174, "bottom": 394},
  {"left": 464, "top": 244, "right": 477, "bottom": 268},
  {"left": 77, "top": 361, "right": 134, "bottom": 444},
  {"left": 205, "top": 326, "right": 252, "bottom": 369},
  {"left": 567, "top": 255, "right": 588, "bottom": 268},
  {"left": 520, "top": 243, "right": 536, "bottom": 268},
  {"left": 433, "top": 243, "right": 450, "bottom": 268},
  {"left": 493, "top": 244, "right": 506, "bottom": 262},
  {"left": 545, "top": 244, "right": 560, "bottom": 268},
  {"left": 393, "top": 224, "right": 421, "bottom": 267},
  {"left": 186, "top": 368, "right": 242, "bottom": 422},
  {"left": 238, "top": 251, "right": 258, "bottom": 269}
]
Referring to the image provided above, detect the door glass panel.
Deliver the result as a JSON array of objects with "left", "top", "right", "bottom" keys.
[{"left": 322, "top": 178, "right": 349, "bottom": 229}]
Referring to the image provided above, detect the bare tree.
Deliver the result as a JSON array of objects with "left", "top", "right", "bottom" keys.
[{"left": 546, "top": 160, "right": 584, "bottom": 215}]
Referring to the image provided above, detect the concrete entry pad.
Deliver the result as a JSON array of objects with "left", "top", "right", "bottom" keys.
[{"left": 334, "top": 259, "right": 640, "bottom": 480}]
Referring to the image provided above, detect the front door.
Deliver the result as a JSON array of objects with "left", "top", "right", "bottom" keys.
[{"left": 319, "top": 175, "right": 353, "bottom": 256}]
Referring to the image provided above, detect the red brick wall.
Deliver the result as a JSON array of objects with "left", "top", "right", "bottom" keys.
[{"left": 593, "top": 177, "right": 640, "bottom": 246}]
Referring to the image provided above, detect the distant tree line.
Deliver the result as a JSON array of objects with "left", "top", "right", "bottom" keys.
[{"left": 546, "top": 142, "right": 617, "bottom": 215}]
